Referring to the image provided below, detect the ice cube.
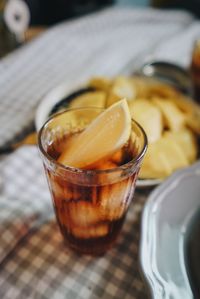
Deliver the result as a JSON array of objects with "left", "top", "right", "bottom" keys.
[
  {"left": 50, "top": 176, "right": 64, "bottom": 199},
  {"left": 51, "top": 176, "right": 80, "bottom": 201},
  {"left": 111, "top": 149, "right": 123, "bottom": 164},
  {"left": 68, "top": 201, "right": 102, "bottom": 227},
  {"left": 71, "top": 224, "right": 108, "bottom": 239},
  {"left": 65, "top": 186, "right": 80, "bottom": 201},
  {"left": 92, "top": 187, "right": 98, "bottom": 204},
  {"left": 100, "top": 177, "right": 135, "bottom": 220},
  {"left": 95, "top": 161, "right": 118, "bottom": 170}
]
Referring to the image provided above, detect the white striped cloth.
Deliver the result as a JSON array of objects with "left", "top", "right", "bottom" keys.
[{"left": 0, "top": 7, "right": 199, "bottom": 148}]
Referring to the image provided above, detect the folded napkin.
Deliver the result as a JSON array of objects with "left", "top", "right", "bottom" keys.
[
  {"left": 0, "top": 146, "right": 148, "bottom": 299},
  {"left": 0, "top": 7, "right": 198, "bottom": 148}
]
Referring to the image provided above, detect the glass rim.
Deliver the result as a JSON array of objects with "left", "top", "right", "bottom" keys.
[{"left": 38, "top": 107, "right": 148, "bottom": 175}]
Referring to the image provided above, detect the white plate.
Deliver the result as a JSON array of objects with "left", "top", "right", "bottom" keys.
[
  {"left": 140, "top": 161, "right": 200, "bottom": 299},
  {"left": 35, "top": 80, "right": 86, "bottom": 131}
]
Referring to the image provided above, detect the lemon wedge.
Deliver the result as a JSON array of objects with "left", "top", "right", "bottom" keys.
[{"left": 58, "top": 99, "right": 131, "bottom": 168}]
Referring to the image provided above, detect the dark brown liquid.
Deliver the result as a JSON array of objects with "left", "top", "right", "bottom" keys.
[
  {"left": 45, "top": 136, "right": 138, "bottom": 255},
  {"left": 190, "top": 44, "right": 200, "bottom": 103},
  {"left": 191, "top": 63, "right": 200, "bottom": 103}
]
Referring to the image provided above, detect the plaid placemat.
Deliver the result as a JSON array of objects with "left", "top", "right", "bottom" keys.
[
  {"left": 0, "top": 7, "right": 197, "bottom": 148},
  {"left": 0, "top": 146, "right": 150, "bottom": 299}
]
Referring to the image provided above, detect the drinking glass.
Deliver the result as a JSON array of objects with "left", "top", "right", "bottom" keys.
[
  {"left": 190, "top": 39, "right": 200, "bottom": 103},
  {"left": 38, "top": 107, "right": 147, "bottom": 255}
]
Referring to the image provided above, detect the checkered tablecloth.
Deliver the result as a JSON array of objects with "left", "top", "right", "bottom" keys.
[
  {"left": 1, "top": 6, "right": 200, "bottom": 299},
  {"left": 0, "top": 146, "right": 149, "bottom": 299}
]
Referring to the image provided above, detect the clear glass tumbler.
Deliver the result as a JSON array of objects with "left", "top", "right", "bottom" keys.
[
  {"left": 190, "top": 39, "right": 200, "bottom": 103},
  {"left": 38, "top": 107, "right": 147, "bottom": 255}
]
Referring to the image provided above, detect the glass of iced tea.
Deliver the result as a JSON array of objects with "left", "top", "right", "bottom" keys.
[
  {"left": 191, "top": 39, "right": 200, "bottom": 103},
  {"left": 38, "top": 104, "right": 147, "bottom": 255}
]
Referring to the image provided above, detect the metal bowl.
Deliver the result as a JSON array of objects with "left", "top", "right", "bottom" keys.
[{"left": 137, "top": 60, "right": 192, "bottom": 96}]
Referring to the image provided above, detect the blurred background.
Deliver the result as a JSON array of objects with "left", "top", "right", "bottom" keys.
[{"left": 0, "top": 0, "right": 200, "bottom": 58}]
